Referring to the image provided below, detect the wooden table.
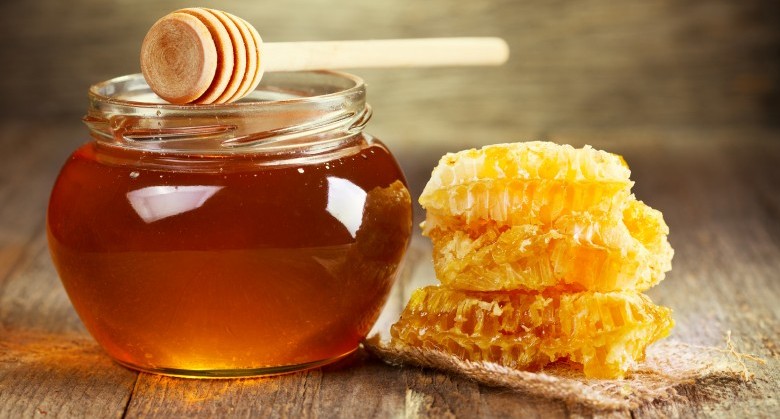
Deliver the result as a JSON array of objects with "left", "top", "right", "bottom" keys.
[{"left": 0, "top": 121, "right": 778, "bottom": 417}]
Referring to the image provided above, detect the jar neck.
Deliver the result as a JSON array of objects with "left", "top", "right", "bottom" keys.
[{"left": 84, "top": 71, "right": 371, "bottom": 155}]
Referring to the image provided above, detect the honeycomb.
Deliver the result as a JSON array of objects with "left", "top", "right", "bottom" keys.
[
  {"left": 338, "top": 180, "right": 412, "bottom": 339},
  {"left": 390, "top": 141, "right": 674, "bottom": 379},
  {"left": 351, "top": 180, "right": 412, "bottom": 263},
  {"left": 390, "top": 286, "right": 674, "bottom": 379},
  {"left": 426, "top": 198, "right": 673, "bottom": 292},
  {"left": 419, "top": 142, "right": 634, "bottom": 227}
]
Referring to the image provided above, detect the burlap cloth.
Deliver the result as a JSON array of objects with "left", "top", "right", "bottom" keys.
[{"left": 363, "top": 332, "right": 763, "bottom": 411}]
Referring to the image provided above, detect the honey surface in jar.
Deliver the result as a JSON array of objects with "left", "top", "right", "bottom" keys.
[{"left": 47, "top": 135, "right": 411, "bottom": 375}]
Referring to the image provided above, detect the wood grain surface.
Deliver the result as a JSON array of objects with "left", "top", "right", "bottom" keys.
[{"left": 0, "top": 0, "right": 779, "bottom": 417}]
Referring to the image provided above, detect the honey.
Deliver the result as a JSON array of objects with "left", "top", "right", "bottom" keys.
[{"left": 47, "top": 72, "right": 412, "bottom": 377}]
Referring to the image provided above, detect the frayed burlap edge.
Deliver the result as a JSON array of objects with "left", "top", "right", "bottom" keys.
[{"left": 363, "top": 333, "right": 764, "bottom": 411}]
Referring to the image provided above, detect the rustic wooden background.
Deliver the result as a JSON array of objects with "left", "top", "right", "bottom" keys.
[
  {"left": 2, "top": 0, "right": 779, "bottom": 129},
  {"left": 0, "top": 0, "right": 778, "bottom": 417}
]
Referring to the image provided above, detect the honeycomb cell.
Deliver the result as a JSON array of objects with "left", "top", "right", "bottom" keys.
[
  {"left": 426, "top": 198, "right": 673, "bottom": 292},
  {"left": 390, "top": 286, "right": 674, "bottom": 379}
]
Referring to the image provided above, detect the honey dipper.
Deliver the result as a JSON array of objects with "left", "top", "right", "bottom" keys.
[{"left": 141, "top": 8, "right": 509, "bottom": 105}]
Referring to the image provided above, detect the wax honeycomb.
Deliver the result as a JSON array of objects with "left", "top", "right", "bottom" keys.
[
  {"left": 419, "top": 142, "right": 634, "bottom": 227},
  {"left": 390, "top": 286, "right": 674, "bottom": 379},
  {"left": 390, "top": 141, "right": 674, "bottom": 380},
  {"left": 426, "top": 198, "right": 673, "bottom": 292}
]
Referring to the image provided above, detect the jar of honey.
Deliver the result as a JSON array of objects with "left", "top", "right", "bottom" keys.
[{"left": 47, "top": 71, "right": 412, "bottom": 377}]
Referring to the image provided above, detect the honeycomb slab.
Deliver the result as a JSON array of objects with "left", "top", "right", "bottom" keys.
[
  {"left": 428, "top": 198, "right": 673, "bottom": 292},
  {"left": 419, "top": 142, "right": 634, "bottom": 227},
  {"left": 391, "top": 286, "right": 674, "bottom": 379}
]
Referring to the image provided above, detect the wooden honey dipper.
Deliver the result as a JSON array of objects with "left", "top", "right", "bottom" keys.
[{"left": 141, "top": 8, "right": 509, "bottom": 105}]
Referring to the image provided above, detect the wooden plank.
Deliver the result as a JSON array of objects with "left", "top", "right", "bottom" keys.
[
  {"left": 0, "top": 122, "right": 138, "bottom": 418},
  {"left": 0, "top": 122, "right": 84, "bottom": 291},
  {"left": 0, "top": 122, "right": 91, "bottom": 332},
  {"left": 311, "top": 352, "right": 406, "bottom": 417},
  {"left": 0, "top": 231, "right": 87, "bottom": 333},
  {"left": 124, "top": 351, "right": 410, "bottom": 418},
  {"left": 0, "top": 331, "right": 136, "bottom": 418}
]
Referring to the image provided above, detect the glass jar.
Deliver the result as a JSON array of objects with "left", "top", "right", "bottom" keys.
[{"left": 47, "top": 71, "right": 412, "bottom": 377}]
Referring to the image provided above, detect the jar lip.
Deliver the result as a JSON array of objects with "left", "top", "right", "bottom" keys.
[
  {"left": 85, "top": 71, "right": 371, "bottom": 154},
  {"left": 88, "top": 70, "right": 366, "bottom": 110}
]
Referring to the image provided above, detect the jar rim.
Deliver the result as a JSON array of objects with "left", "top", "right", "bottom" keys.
[
  {"left": 88, "top": 70, "right": 366, "bottom": 111},
  {"left": 84, "top": 71, "right": 371, "bottom": 154}
]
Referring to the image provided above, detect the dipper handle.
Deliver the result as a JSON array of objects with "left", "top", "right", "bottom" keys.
[
  {"left": 263, "top": 38, "right": 509, "bottom": 72},
  {"left": 141, "top": 8, "right": 509, "bottom": 105}
]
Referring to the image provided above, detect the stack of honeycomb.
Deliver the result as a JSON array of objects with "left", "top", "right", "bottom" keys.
[{"left": 390, "top": 142, "right": 674, "bottom": 379}]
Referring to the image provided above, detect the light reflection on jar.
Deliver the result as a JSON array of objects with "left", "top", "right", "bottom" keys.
[{"left": 127, "top": 185, "right": 224, "bottom": 223}]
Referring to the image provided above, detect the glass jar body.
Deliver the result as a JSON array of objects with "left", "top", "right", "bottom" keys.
[{"left": 47, "top": 72, "right": 412, "bottom": 377}]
